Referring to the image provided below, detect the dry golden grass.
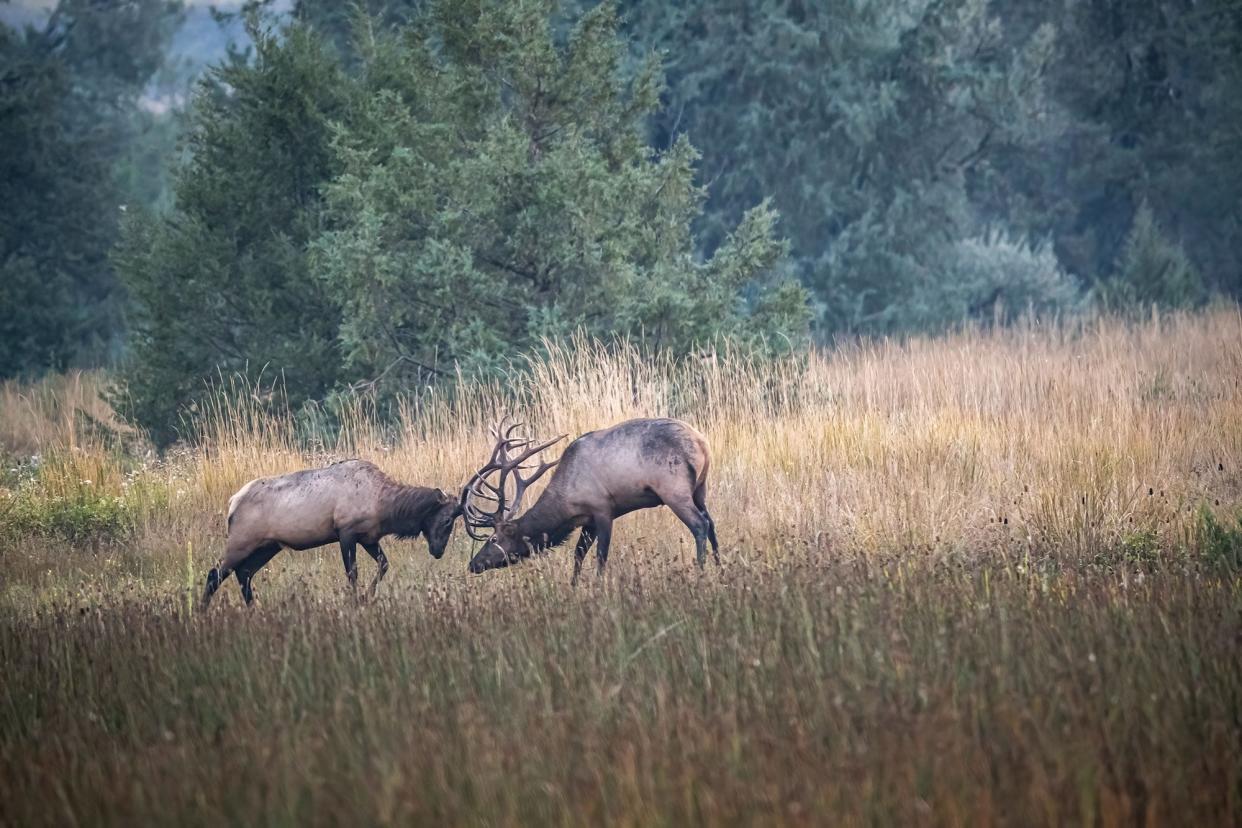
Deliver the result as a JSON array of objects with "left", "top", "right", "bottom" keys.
[
  {"left": 6, "top": 307, "right": 1238, "bottom": 606},
  {"left": 1, "top": 309, "right": 1240, "bottom": 824},
  {"left": 0, "top": 370, "right": 134, "bottom": 458}
]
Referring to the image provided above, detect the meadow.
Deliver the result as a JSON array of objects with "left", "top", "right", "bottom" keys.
[{"left": 1, "top": 309, "right": 1240, "bottom": 825}]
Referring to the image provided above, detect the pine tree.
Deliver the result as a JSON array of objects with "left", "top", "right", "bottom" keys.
[
  {"left": 1101, "top": 202, "right": 1205, "bottom": 311},
  {"left": 116, "top": 22, "right": 349, "bottom": 444},
  {"left": 312, "top": 0, "right": 807, "bottom": 384}
]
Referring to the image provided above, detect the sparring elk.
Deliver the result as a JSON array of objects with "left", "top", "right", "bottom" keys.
[
  {"left": 460, "top": 418, "right": 719, "bottom": 584},
  {"left": 201, "top": 460, "right": 461, "bottom": 609}
]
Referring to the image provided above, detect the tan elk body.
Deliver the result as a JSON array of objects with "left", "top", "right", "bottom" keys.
[
  {"left": 201, "top": 459, "right": 460, "bottom": 608},
  {"left": 462, "top": 417, "right": 719, "bottom": 582}
]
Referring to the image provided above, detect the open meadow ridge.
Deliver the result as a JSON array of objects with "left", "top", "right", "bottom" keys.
[{"left": 2, "top": 310, "right": 1241, "bottom": 824}]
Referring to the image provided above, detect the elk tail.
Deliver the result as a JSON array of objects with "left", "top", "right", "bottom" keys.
[
  {"left": 688, "top": 444, "right": 711, "bottom": 510},
  {"left": 684, "top": 459, "right": 705, "bottom": 497}
]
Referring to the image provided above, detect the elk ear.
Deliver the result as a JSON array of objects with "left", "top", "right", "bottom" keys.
[{"left": 435, "top": 487, "right": 450, "bottom": 503}]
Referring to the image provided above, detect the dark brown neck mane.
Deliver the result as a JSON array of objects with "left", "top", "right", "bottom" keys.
[
  {"left": 382, "top": 485, "right": 440, "bottom": 538},
  {"left": 515, "top": 492, "right": 578, "bottom": 551}
]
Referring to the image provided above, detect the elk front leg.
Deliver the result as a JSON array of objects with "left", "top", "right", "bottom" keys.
[
  {"left": 362, "top": 541, "right": 389, "bottom": 598},
  {"left": 571, "top": 525, "right": 597, "bottom": 587}
]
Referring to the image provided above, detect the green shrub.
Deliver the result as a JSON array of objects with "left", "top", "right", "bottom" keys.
[
  {"left": 1, "top": 478, "right": 136, "bottom": 546},
  {"left": 930, "top": 231, "right": 1084, "bottom": 325},
  {"left": 1100, "top": 202, "right": 1207, "bottom": 311},
  {"left": 1118, "top": 528, "right": 1162, "bottom": 570},
  {"left": 1196, "top": 505, "right": 1242, "bottom": 575},
  {"left": 0, "top": 437, "right": 171, "bottom": 548}
]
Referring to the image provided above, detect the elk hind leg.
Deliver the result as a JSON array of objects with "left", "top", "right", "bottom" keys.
[
  {"left": 692, "top": 482, "right": 720, "bottom": 565},
  {"left": 234, "top": 543, "right": 280, "bottom": 606},
  {"left": 667, "top": 498, "right": 711, "bottom": 568},
  {"left": 362, "top": 542, "right": 389, "bottom": 598}
]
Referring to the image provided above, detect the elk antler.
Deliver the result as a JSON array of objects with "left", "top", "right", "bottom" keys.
[{"left": 459, "top": 418, "right": 566, "bottom": 540}]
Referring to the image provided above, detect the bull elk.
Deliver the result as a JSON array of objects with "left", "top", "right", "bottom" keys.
[
  {"left": 460, "top": 418, "right": 720, "bottom": 583},
  {"left": 201, "top": 460, "right": 461, "bottom": 609}
]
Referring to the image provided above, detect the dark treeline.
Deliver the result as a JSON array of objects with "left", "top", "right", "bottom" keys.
[
  {"left": 1, "top": 0, "right": 182, "bottom": 377},
  {"left": 2, "top": 0, "right": 1239, "bottom": 441}
]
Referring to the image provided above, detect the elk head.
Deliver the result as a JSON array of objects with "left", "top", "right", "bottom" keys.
[
  {"left": 422, "top": 489, "right": 463, "bottom": 559},
  {"left": 460, "top": 419, "right": 564, "bottom": 573}
]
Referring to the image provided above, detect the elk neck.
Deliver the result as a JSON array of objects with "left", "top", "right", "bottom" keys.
[
  {"left": 381, "top": 485, "right": 441, "bottom": 538},
  {"left": 514, "top": 491, "right": 578, "bottom": 551}
]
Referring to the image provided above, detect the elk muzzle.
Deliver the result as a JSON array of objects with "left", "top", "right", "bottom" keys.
[{"left": 467, "top": 539, "right": 523, "bottom": 574}]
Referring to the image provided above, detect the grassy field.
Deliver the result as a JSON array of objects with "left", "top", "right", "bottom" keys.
[{"left": 2, "top": 310, "right": 1241, "bottom": 825}]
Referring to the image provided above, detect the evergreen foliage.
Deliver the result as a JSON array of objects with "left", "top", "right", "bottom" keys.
[
  {"left": 614, "top": 0, "right": 1061, "bottom": 333},
  {"left": 1100, "top": 202, "right": 1206, "bottom": 311},
  {"left": 118, "top": 3, "right": 808, "bottom": 440},
  {"left": 1024, "top": 0, "right": 1242, "bottom": 295},
  {"left": 933, "top": 232, "right": 1082, "bottom": 325},
  {"left": 314, "top": 1, "right": 805, "bottom": 383},
  {"left": 7, "top": 0, "right": 1242, "bottom": 439},
  {"left": 0, "top": 0, "right": 180, "bottom": 377},
  {"left": 117, "top": 23, "right": 349, "bottom": 445},
  {"left": 290, "top": 0, "right": 424, "bottom": 63}
]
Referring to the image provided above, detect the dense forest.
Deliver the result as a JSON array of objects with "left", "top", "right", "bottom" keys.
[{"left": 3, "top": 0, "right": 1239, "bottom": 441}]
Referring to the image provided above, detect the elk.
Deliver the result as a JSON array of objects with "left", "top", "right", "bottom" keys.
[
  {"left": 460, "top": 418, "right": 719, "bottom": 583},
  {"left": 200, "top": 459, "right": 461, "bottom": 610}
]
